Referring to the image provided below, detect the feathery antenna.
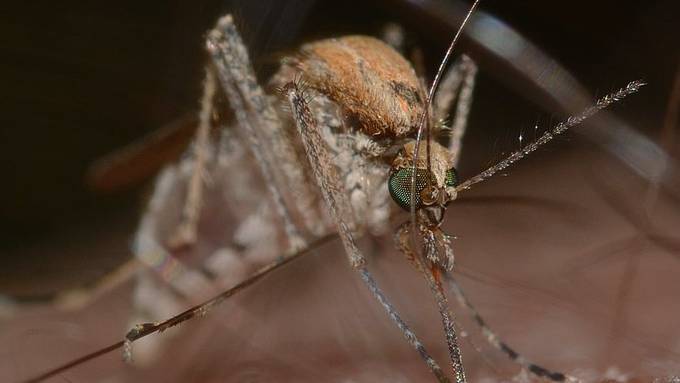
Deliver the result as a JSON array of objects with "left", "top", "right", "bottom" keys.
[{"left": 455, "top": 80, "right": 646, "bottom": 193}]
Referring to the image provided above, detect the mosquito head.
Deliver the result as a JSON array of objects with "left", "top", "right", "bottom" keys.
[
  {"left": 404, "top": 0, "right": 478, "bottom": 229},
  {"left": 389, "top": 140, "right": 458, "bottom": 215}
]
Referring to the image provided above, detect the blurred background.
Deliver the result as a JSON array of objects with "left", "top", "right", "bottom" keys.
[{"left": 1, "top": 0, "right": 679, "bottom": 382}]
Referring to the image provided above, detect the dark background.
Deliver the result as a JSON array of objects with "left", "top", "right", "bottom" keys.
[{"left": 0, "top": 0, "right": 677, "bottom": 313}]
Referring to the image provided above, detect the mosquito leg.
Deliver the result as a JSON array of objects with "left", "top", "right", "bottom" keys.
[
  {"left": 358, "top": 267, "right": 451, "bottom": 383},
  {"left": 22, "top": 236, "right": 332, "bottom": 383},
  {"left": 207, "top": 15, "right": 324, "bottom": 244},
  {"left": 206, "top": 15, "right": 305, "bottom": 251},
  {"left": 128, "top": 143, "right": 323, "bottom": 363},
  {"left": 53, "top": 258, "right": 142, "bottom": 310},
  {"left": 168, "top": 67, "right": 217, "bottom": 249},
  {"left": 280, "top": 81, "right": 359, "bottom": 266},
  {"left": 282, "top": 81, "right": 451, "bottom": 382},
  {"left": 130, "top": 165, "right": 218, "bottom": 351},
  {"left": 433, "top": 60, "right": 462, "bottom": 119},
  {"left": 382, "top": 22, "right": 406, "bottom": 53},
  {"left": 447, "top": 56, "right": 476, "bottom": 167},
  {"left": 396, "top": 222, "right": 466, "bottom": 383},
  {"left": 433, "top": 55, "right": 477, "bottom": 166},
  {"left": 445, "top": 275, "right": 580, "bottom": 383}
]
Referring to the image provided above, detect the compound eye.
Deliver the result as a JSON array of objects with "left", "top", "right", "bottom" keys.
[
  {"left": 445, "top": 167, "right": 459, "bottom": 187},
  {"left": 388, "top": 167, "right": 430, "bottom": 211}
]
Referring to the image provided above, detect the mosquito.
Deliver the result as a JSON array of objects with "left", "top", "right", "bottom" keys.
[{"left": 23, "top": 1, "right": 646, "bottom": 382}]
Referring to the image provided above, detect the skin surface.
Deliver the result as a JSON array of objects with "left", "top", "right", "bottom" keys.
[{"left": 4, "top": 141, "right": 679, "bottom": 383}]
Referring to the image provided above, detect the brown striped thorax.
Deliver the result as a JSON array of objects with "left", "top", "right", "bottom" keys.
[
  {"left": 291, "top": 36, "right": 425, "bottom": 137},
  {"left": 272, "top": 35, "right": 459, "bottom": 215}
]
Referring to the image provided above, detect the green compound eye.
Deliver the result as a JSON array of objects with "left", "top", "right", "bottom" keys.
[
  {"left": 445, "top": 167, "right": 459, "bottom": 188},
  {"left": 388, "top": 167, "right": 431, "bottom": 211},
  {"left": 388, "top": 167, "right": 460, "bottom": 211}
]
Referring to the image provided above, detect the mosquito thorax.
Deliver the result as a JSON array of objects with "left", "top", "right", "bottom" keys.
[
  {"left": 271, "top": 35, "right": 427, "bottom": 138},
  {"left": 388, "top": 140, "right": 459, "bottom": 211}
]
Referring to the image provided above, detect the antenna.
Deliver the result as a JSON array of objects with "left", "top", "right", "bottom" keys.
[{"left": 409, "top": 0, "right": 480, "bottom": 249}]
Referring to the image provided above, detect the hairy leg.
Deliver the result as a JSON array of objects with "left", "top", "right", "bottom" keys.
[
  {"left": 283, "top": 80, "right": 452, "bottom": 382},
  {"left": 206, "top": 15, "right": 307, "bottom": 251},
  {"left": 207, "top": 15, "right": 326, "bottom": 243},
  {"left": 433, "top": 55, "right": 478, "bottom": 166},
  {"left": 168, "top": 67, "right": 218, "bottom": 249},
  {"left": 446, "top": 275, "right": 579, "bottom": 382}
]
